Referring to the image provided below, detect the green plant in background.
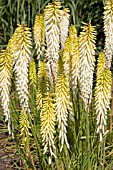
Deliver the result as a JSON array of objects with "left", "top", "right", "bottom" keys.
[
  {"left": 0, "top": 0, "right": 105, "bottom": 51},
  {"left": 0, "top": 0, "right": 113, "bottom": 170}
]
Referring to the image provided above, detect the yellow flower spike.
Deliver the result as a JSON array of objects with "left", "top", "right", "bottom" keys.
[
  {"left": 69, "top": 25, "right": 77, "bottom": 39},
  {"left": 71, "top": 36, "right": 80, "bottom": 94},
  {"left": 19, "top": 110, "right": 32, "bottom": 146},
  {"left": 12, "top": 24, "right": 32, "bottom": 113},
  {"left": 0, "top": 49, "right": 13, "bottom": 134},
  {"left": 36, "top": 61, "right": 48, "bottom": 110},
  {"left": 56, "top": 54, "right": 72, "bottom": 151},
  {"left": 13, "top": 24, "right": 32, "bottom": 57},
  {"left": 63, "top": 25, "right": 80, "bottom": 95},
  {"left": 44, "top": 0, "right": 61, "bottom": 82},
  {"left": 79, "top": 22, "right": 96, "bottom": 109},
  {"left": 40, "top": 94, "right": 56, "bottom": 163},
  {"left": 29, "top": 58, "right": 37, "bottom": 87},
  {"left": 7, "top": 34, "right": 15, "bottom": 60},
  {"left": 38, "top": 61, "right": 48, "bottom": 81},
  {"left": 34, "top": 14, "right": 45, "bottom": 59},
  {"left": 56, "top": 73, "right": 72, "bottom": 152},
  {"left": 62, "top": 37, "right": 70, "bottom": 78},
  {"left": 104, "top": 0, "right": 113, "bottom": 68},
  {"left": 95, "top": 52, "right": 112, "bottom": 142}
]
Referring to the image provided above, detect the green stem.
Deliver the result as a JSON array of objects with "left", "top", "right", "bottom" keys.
[
  {"left": 54, "top": 150, "right": 60, "bottom": 170},
  {"left": 103, "top": 138, "right": 105, "bottom": 167},
  {"left": 21, "top": 0, "right": 25, "bottom": 23},
  {"left": 78, "top": 113, "right": 82, "bottom": 170},
  {"left": 9, "top": 0, "right": 13, "bottom": 35},
  {"left": 38, "top": 0, "right": 41, "bottom": 13},
  {"left": 100, "top": 141, "right": 103, "bottom": 170},
  {"left": 64, "top": 145, "right": 70, "bottom": 170},
  {"left": 55, "top": 158, "right": 60, "bottom": 170},
  {"left": 77, "top": 82, "right": 81, "bottom": 133},
  {"left": 28, "top": 0, "right": 30, "bottom": 27},
  {"left": 28, "top": 112, "right": 47, "bottom": 169},
  {"left": 100, "top": 137, "right": 106, "bottom": 170},
  {"left": 100, "top": 134, "right": 106, "bottom": 170},
  {"left": 26, "top": 135, "right": 36, "bottom": 170},
  {"left": 17, "top": 0, "right": 20, "bottom": 23},
  {"left": 86, "top": 109, "right": 90, "bottom": 170}
]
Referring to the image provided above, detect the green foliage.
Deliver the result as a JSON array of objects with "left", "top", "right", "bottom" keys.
[{"left": 0, "top": 0, "right": 104, "bottom": 51}]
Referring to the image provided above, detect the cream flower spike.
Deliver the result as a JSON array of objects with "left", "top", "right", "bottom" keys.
[
  {"left": 95, "top": 52, "right": 112, "bottom": 141},
  {"left": 13, "top": 24, "right": 32, "bottom": 112},
  {"left": 0, "top": 49, "right": 12, "bottom": 134},
  {"left": 56, "top": 74, "right": 72, "bottom": 152},
  {"left": 44, "top": 0, "right": 61, "bottom": 82},
  {"left": 59, "top": 8, "right": 70, "bottom": 49},
  {"left": 56, "top": 53, "right": 72, "bottom": 152},
  {"left": 104, "top": 0, "right": 113, "bottom": 68},
  {"left": 79, "top": 22, "right": 96, "bottom": 110}
]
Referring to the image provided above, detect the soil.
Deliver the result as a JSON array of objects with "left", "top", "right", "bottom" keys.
[
  {"left": 0, "top": 104, "right": 16, "bottom": 169},
  {"left": 0, "top": 133, "right": 13, "bottom": 170}
]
